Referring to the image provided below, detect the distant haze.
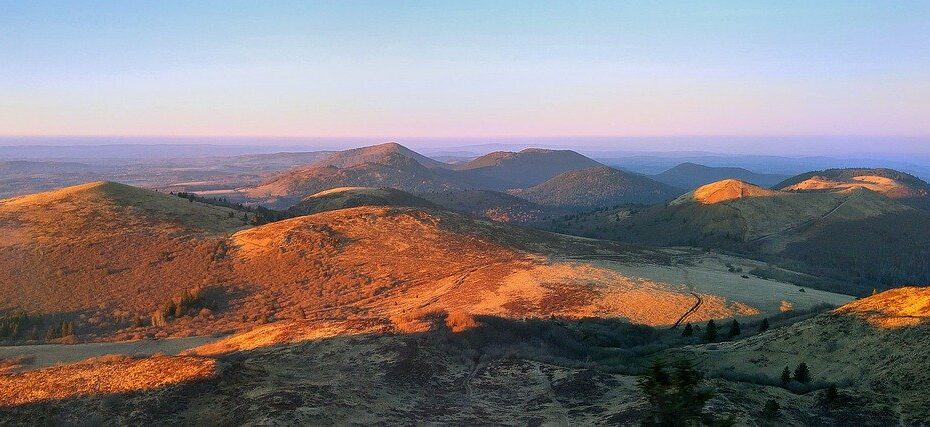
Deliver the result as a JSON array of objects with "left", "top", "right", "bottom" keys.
[{"left": 2, "top": 136, "right": 930, "bottom": 158}]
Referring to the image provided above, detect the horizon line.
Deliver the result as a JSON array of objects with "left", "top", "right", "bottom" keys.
[{"left": 2, "top": 134, "right": 929, "bottom": 140}]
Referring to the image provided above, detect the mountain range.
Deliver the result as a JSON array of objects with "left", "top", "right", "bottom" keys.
[{"left": 241, "top": 143, "right": 681, "bottom": 211}]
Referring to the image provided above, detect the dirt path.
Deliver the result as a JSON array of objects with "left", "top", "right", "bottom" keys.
[{"left": 672, "top": 292, "right": 703, "bottom": 328}]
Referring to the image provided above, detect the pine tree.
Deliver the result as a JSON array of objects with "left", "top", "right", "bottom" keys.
[
  {"left": 703, "top": 319, "right": 717, "bottom": 342},
  {"left": 728, "top": 319, "right": 741, "bottom": 338},
  {"left": 793, "top": 362, "right": 811, "bottom": 383},
  {"left": 682, "top": 323, "right": 693, "bottom": 337},
  {"left": 780, "top": 366, "right": 791, "bottom": 385},
  {"left": 637, "top": 358, "right": 713, "bottom": 426},
  {"left": 46, "top": 323, "right": 60, "bottom": 340},
  {"left": 174, "top": 299, "right": 186, "bottom": 317},
  {"left": 758, "top": 318, "right": 770, "bottom": 333}
]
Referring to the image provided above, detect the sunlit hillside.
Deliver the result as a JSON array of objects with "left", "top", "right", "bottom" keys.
[
  {"left": 675, "top": 286, "right": 930, "bottom": 424},
  {"left": 0, "top": 182, "right": 796, "bottom": 345},
  {"left": 0, "top": 181, "right": 246, "bottom": 322}
]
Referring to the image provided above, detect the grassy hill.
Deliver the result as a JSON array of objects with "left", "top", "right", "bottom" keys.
[
  {"left": 510, "top": 166, "right": 682, "bottom": 209},
  {"left": 314, "top": 142, "right": 448, "bottom": 169},
  {"left": 243, "top": 144, "right": 616, "bottom": 209},
  {"left": 553, "top": 179, "right": 929, "bottom": 294},
  {"left": 1, "top": 181, "right": 789, "bottom": 345},
  {"left": 673, "top": 286, "right": 930, "bottom": 424},
  {"left": 776, "top": 168, "right": 930, "bottom": 208},
  {"left": 418, "top": 189, "right": 554, "bottom": 223},
  {"left": 244, "top": 151, "right": 465, "bottom": 208},
  {"left": 0, "top": 181, "right": 247, "bottom": 323},
  {"left": 454, "top": 148, "right": 603, "bottom": 189},
  {"left": 0, "top": 181, "right": 885, "bottom": 425},
  {"left": 287, "top": 187, "right": 437, "bottom": 216}
]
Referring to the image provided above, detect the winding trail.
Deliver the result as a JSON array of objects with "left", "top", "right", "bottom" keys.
[{"left": 672, "top": 292, "right": 703, "bottom": 329}]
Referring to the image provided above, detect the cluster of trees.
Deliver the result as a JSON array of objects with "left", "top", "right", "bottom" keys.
[
  {"left": 46, "top": 320, "right": 75, "bottom": 340},
  {"left": 682, "top": 318, "right": 768, "bottom": 342},
  {"left": 172, "top": 192, "right": 294, "bottom": 225},
  {"left": 781, "top": 362, "right": 811, "bottom": 385},
  {"left": 637, "top": 358, "right": 724, "bottom": 425},
  {"left": 0, "top": 312, "right": 37, "bottom": 340},
  {"left": 151, "top": 287, "right": 207, "bottom": 327},
  {"left": 0, "top": 313, "right": 80, "bottom": 342}
]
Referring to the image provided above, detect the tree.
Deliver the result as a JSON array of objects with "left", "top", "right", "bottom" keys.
[
  {"left": 758, "top": 318, "right": 770, "bottom": 333},
  {"left": 793, "top": 362, "right": 811, "bottom": 383},
  {"left": 637, "top": 358, "right": 713, "bottom": 426},
  {"left": 703, "top": 319, "right": 717, "bottom": 342},
  {"left": 46, "top": 324, "right": 60, "bottom": 340},
  {"left": 727, "top": 319, "right": 741, "bottom": 338},
  {"left": 64, "top": 321, "right": 75, "bottom": 337},
  {"left": 162, "top": 300, "right": 176, "bottom": 320},
  {"left": 780, "top": 366, "right": 791, "bottom": 385},
  {"left": 682, "top": 323, "right": 693, "bottom": 337}
]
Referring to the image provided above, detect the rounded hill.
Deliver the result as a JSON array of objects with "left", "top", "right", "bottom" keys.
[{"left": 511, "top": 166, "right": 681, "bottom": 208}]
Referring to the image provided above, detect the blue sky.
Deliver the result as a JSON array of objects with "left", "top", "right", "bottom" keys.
[{"left": 1, "top": 1, "right": 928, "bottom": 141}]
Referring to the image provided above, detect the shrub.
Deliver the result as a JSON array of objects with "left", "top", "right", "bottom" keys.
[
  {"left": 703, "top": 319, "right": 717, "bottom": 342},
  {"left": 794, "top": 362, "right": 811, "bottom": 383},
  {"left": 682, "top": 323, "right": 693, "bottom": 337},
  {"left": 637, "top": 358, "right": 714, "bottom": 426},
  {"left": 780, "top": 366, "right": 791, "bottom": 385},
  {"left": 758, "top": 318, "right": 770, "bottom": 333},
  {"left": 727, "top": 319, "right": 740, "bottom": 338}
]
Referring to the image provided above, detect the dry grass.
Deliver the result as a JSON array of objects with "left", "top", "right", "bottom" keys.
[
  {"left": 0, "top": 181, "right": 244, "bottom": 320},
  {"left": 674, "top": 286, "right": 930, "bottom": 423},
  {"left": 834, "top": 286, "right": 930, "bottom": 328},
  {"left": 1, "top": 182, "right": 761, "bottom": 347},
  {"left": 783, "top": 174, "right": 922, "bottom": 199},
  {"left": 0, "top": 354, "right": 216, "bottom": 406},
  {"left": 672, "top": 179, "right": 778, "bottom": 205}
]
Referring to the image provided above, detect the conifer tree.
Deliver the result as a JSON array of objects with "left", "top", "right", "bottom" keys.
[
  {"left": 703, "top": 319, "right": 717, "bottom": 342},
  {"left": 793, "top": 362, "right": 811, "bottom": 383},
  {"left": 637, "top": 358, "right": 713, "bottom": 426},
  {"left": 758, "top": 318, "right": 770, "bottom": 333},
  {"left": 728, "top": 319, "right": 741, "bottom": 338},
  {"left": 780, "top": 366, "right": 791, "bottom": 385},
  {"left": 682, "top": 323, "right": 693, "bottom": 337}
]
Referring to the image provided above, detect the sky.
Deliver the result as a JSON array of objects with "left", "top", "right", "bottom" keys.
[{"left": 1, "top": 1, "right": 929, "bottom": 150}]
